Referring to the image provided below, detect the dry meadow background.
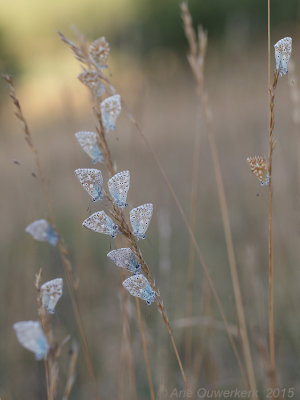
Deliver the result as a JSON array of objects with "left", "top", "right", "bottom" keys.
[{"left": 0, "top": 0, "right": 300, "bottom": 398}]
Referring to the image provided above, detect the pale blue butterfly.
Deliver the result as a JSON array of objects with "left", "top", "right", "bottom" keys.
[
  {"left": 274, "top": 37, "right": 292, "bottom": 77},
  {"left": 107, "top": 248, "right": 141, "bottom": 274},
  {"left": 108, "top": 170, "right": 130, "bottom": 209},
  {"left": 82, "top": 211, "right": 118, "bottom": 238},
  {"left": 41, "top": 278, "right": 63, "bottom": 314},
  {"left": 130, "top": 203, "right": 153, "bottom": 240},
  {"left": 123, "top": 274, "right": 156, "bottom": 305},
  {"left": 100, "top": 94, "right": 121, "bottom": 132},
  {"left": 25, "top": 219, "right": 58, "bottom": 246},
  {"left": 75, "top": 131, "right": 103, "bottom": 164},
  {"left": 13, "top": 321, "right": 49, "bottom": 360},
  {"left": 75, "top": 168, "right": 103, "bottom": 202}
]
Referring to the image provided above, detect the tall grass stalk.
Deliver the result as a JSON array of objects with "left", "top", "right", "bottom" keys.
[
  {"left": 135, "top": 298, "right": 155, "bottom": 400},
  {"left": 36, "top": 269, "right": 72, "bottom": 400},
  {"left": 184, "top": 87, "right": 202, "bottom": 371},
  {"left": 119, "top": 279, "right": 138, "bottom": 400},
  {"left": 62, "top": 341, "right": 79, "bottom": 400},
  {"left": 181, "top": 3, "right": 257, "bottom": 396},
  {"left": 267, "top": 2, "right": 279, "bottom": 386},
  {"left": 3, "top": 75, "right": 100, "bottom": 400}
]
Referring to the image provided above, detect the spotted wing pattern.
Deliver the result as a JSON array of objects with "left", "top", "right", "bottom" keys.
[
  {"left": 247, "top": 156, "right": 269, "bottom": 186},
  {"left": 25, "top": 219, "right": 58, "bottom": 246},
  {"left": 274, "top": 37, "right": 292, "bottom": 76},
  {"left": 122, "top": 274, "right": 156, "bottom": 305},
  {"left": 41, "top": 278, "right": 63, "bottom": 314},
  {"left": 108, "top": 170, "right": 130, "bottom": 208},
  {"left": 130, "top": 203, "right": 153, "bottom": 240},
  {"left": 82, "top": 211, "right": 118, "bottom": 238},
  {"left": 100, "top": 95, "right": 121, "bottom": 132},
  {"left": 75, "top": 168, "right": 103, "bottom": 201},
  {"left": 89, "top": 37, "right": 110, "bottom": 67},
  {"left": 75, "top": 131, "right": 103, "bottom": 164},
  {"left": 78, "top": 70, "right": 105, "bottom": 97},
  {"left": 13, "top": 321, "right": 49, "bottom": 360},
  {"left": 107, "top": 248, "right": 141, "bottom": 274}
]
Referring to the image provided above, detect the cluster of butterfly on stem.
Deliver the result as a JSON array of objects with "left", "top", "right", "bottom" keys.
[
  {"left": 69, "top": 35, "right": 159, "bottom": 306},
  {"left": 12, "top": 36, "right": 162, "bottom": 364},
  {"left": 247, "top": 37, "right": 292, "bottom": 183},
  {"left": 74, "top": 155, "right": 156, "bottom": 305}
]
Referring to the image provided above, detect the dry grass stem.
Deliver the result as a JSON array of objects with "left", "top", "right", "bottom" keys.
[
  {"left": 135, "top": 298, "right": 155, "bottom": 400},
  {"left": 267, "top": 66, "right": 280, "bottom": 393},
  {"left": 62, "top": 341, "right": 79, "bottom": 400},
  {"left": 181, "top": 3, "right": 256, "bottom": 393}
]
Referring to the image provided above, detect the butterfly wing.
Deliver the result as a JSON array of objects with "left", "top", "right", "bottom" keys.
[
  {"left": 247, "top": 156, "right": 269, "bottom": 186},
  {"left": 274, "top": 37, "right": 292, "bottom": 76},
  {"left": 108, "top": 170, "right": 130, "bottom": 208},
  {"left": 25, "top": 219, "right": 58, "bottom": 246},
  {"left": 82, "top": 211, "right": 118, "bottom": 238},
  {"left": 78, "top": 70, "right": 105, "bottom": 97},
  {"left": 100, "top": 95, "right": 121, "bottom": 132},
  {"left": 130, "top": 203, "right": 153, "bottom": 239},
  {"left": 41, "top": 278, "right": 63, "bottom": 314},
  {"left": 75, "top": 168, "right": 103, "bottom": 201},
  {"left": 89, "top": 37, "right": 110, "bottom": 67},
  {"left": 75, "top": 131, "right": 103, "bottom": 164},
  {"left": 107, "top": 248, "right": 141, "bottom": 274},
  {"left": 13, "top": 321, "right": 49, "bottom": 360},
  {"left": 122, "top": 274, "right": 155, "bottom": 305}
]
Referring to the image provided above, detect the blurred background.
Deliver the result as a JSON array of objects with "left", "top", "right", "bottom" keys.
[{"left": 1, "top": 0, "right": 300, "bottom": 398}]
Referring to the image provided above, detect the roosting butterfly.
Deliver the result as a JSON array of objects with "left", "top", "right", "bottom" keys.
[
  {"left": 122, "top": 274, "right": 156, "bottom": 305},
  {"left": 274, "top": 37, "right": 292, "bottom": 77},
  {"left": 82, "top": 211, "right": 118, "bottom": 238},
  {"left": 41, "top": 278, "right": 63, "bottom": 314},
  {"left": 100, "top": 94, "right": 121, "bottom": 132},
  {"left": 108, "top": 170, "right": 130, "bottom": 208},
  {"left": 247, "top": 156, "right": 270, "bottom": 186},
  {"left": 89, "top": 37, "right": 110, "bottom": 67},
  {"left": 75, "top": 131, "right": 103, "bottom": 164},
  {"left": 78, "top": 70, "right": 105, "bottom": 97},
  {"left": 75, "top": 168, "right": 104, "bottom": 202},
  {"left": 13, "top": 321, "right": 49, "bottom": 360},
  {"left": 25, "top": 219, "right": 58, "bottom": 246},
  {"left": 130, "top": 203, "right": 153, "bottom": 240},
  {"left": 107, "top": 248, "right": 141, "bottom": 274}
]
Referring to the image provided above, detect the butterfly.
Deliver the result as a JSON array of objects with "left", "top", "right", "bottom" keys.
[
  {"left": 78, "top": 70, "right": 105, "bottom": 97},
  {"left": 247, "top": 156, "right": 270, "bottom": 186},
  {"left": 13, "top": 321, "right": 49, "bottom": 360},
  {"left": 75, "top": 168, "right": 104, "bottom": 202},
  {"left": 25, "top": 219, "right": 58, "bottom": 246},
  {"left": 107, "top": 248, "right": 141, "bottom": 274},
  {"left": 130, "top": 203, "right": 153, "bottom": 240},
  {"left": 108, "top": 170, "right": 130, "bottom": 208},
  {"left": 89, "top": 37, "right": 110, "bottom": 67},
  {"left": 82, "top": 211, "right": 118, "bottom": 238},
  {"left": 75, "top": 131, "right": 103, "bottom": 164},
  {"left": 274, "top": 37, "right": 292, "bottom": 77},
  {"left": 41, "top": 278, "right": 63, "bottom": 314},
  {"left": 100, "top": 94, "right": 121, "bottom": 132},
  {"left": 122, "top": 274, "right": 156, "bottom": 305}
]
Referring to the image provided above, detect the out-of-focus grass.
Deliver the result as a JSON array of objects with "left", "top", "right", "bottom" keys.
[{"left": 1, "top": 35, "right": 300, "bottom": 398}]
